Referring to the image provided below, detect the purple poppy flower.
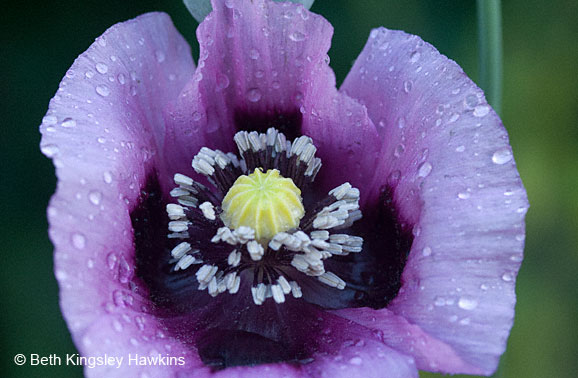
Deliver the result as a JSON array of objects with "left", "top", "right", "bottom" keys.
[{"left": 40, "top": 0, "right": 528, "bottom": 377}]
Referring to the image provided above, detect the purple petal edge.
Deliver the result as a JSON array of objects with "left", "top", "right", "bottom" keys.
[
  {"left": 39, "top": 12, "right": 198, "bottom": 376},
  {"left": 341, "top": 27, "right": 528, "bottom": 375}
]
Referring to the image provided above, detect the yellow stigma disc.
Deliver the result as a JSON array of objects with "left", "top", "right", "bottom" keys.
[{"left": 221, "top": 168, "right": 305, "bottom": 242}]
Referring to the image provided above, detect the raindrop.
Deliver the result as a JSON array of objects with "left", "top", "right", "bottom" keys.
[
  {"left": 117, "top": 73, "right": 126, "bottom": 85},
  {"left": 85, "top": 71, "right": 95, "bottom": 79},
  {"left": 510, "top": 254, "right": 523, "bottom": 262},
  {"left": 41, "top": 144, "right": 59, "bottom": 157},
  {"left": 492, "top": 148, "right": 513, "bottom": 164},
  {"left": 473, "top": 105, "right": 490, "bottom": 117},
  {"left": 216, "top": 73, "right": 230, "bottom": 90},
  {"left": 397, "top": 116, "right": 406, "bottom": 129},
  {"left": 155, "top": 50, "right": 166, "bottom": 63},
  {"left": 72, "top": 232, "right": 86, "bottom": 249},
  {"left": 103, "top": 171, "right": 113, "bottom": 184},
  {"left": 113, "top": 320, "right": 123, "bottom": 332},
  {"left": 394, "top": 144, "right": 405, "bottom": 158},
  {"left": 107, "top": 252, "right": 117, "bottom": 270},
  {"left": 448, "top": 113, "right": 460, "bottom": 123},
  {"left": 417, "top": 162, "right": 432, "bottom": 178},
  {"left": 249, "top": 49, "right": 260, "bottom": 60},
  {"left": 459, "top": 318, "right": 471, "bottom": 325},
  {"left": 501, "top": 272, "right": 514, "bottom": 282},
  {"left": 192, "top": 111, "right": 202, "bottom": 122},
  {"left": 96, "top": 84, "right": 111, "bottom": 97},
  {"left": 409, "top": 51, "right": 420, "bottom": 63},
  {"left": 455, "top": 145, "right": 465, "bottom": 152},
  {"left": 458, "top": 191, "right": 471, "bottom": 200},
  {"left": 457, "top": 297, "right": 478, "bottom": 310},
  {"left": 349, "top": 357, "right": 363, "bottom": 365},
  {"left": 387, "top": 170, "right": 401, "bottom": 186},
  {"left": 87, "top": 259, "right": 95, "bottom": 269},
  {"left": 247, "top": 88, "right": 262, "bottom": 102},
  {"left": 43, "top": 115, "right": 58, "bottom": 125},
  {"left": 89, "top": 191, "right": 102, "bottom": 205},
  {"left": 434, "top": 296, "right": 446, "bottom": 306},
  {"left": 113, "top": 290, "right": 133, "bottom": 307},
  {"left": 422, "top": 247, "right": 432, "bottom": 257},
  {"left": 55, "top": 270, "right": 68, "bottom": 280},
  {"left": 61, "top": 118, "right": 76, "bottom": 128},
  {"left": 465, "top": 94, "right": 478, "bottom": 108},
  {"left": 289, "top": 31, "right": 306, "bottom": 42},
  {"left": 118, "top": 256, "right": 132, "bottom": 283},
  {"left": 96, "top": 62, "right": 109, "bottom": 74},
  {"left": 403, "top": 80, "right": 413, "bottom": 93}
]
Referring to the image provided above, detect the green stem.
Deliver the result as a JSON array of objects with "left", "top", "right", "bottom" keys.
[{"left": 477, "top": 0, "right": 503, "bottom": 114}]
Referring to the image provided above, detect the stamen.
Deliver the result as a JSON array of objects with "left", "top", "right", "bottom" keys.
[
  {"left": 290, "top": 281, "right": 303, "bottom": 298},
  {"left": 247, "top": 240, "right": 264, "bottom": 261},
  {"left": 171, "top": 242, "right": 191, "bottom": 259},
  {"left": 318, "top": 271, "right": 346, "bottom": 289},
  {"left": 166, "top": 128, "right": 365, "bottom": 305},
  {"left": 199, "top": 201, "right": 216, "bottom": 220}
]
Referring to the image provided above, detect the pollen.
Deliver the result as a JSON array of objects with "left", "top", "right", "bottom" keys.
[{"left": 221, "top": 168, "right": 305, "bottom": 242}]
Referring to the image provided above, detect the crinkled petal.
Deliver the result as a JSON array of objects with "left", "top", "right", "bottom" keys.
[
  {"left": 39, "top": 11, "right": 196, "bottom": 372},
  {"left": 208, "top": 308, "right": 417, "bottom": 378},
  {"left": 333, "top": 307, "right": 483, "bottom": 375},
  {"left": 165, "top": 0, "right": 380, "bottom": 195},
  {"left": 340, "top": 27, "right": 528, "bottom": 375}
]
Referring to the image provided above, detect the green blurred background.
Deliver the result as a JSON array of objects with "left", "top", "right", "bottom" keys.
[{"left": 1, "top": 0, "right": 577, "bottom": 377}]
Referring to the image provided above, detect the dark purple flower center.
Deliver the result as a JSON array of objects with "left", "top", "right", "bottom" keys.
[{"left": 132, "top": 118, "right": 413, "bottom": 369}]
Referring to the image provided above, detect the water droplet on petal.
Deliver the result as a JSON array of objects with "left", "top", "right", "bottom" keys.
[
  {"left": 456, "top": 145, "right": 465, "bottom": 152},
  {"left": 422, "top": 247, "right": 432, "bottom": 256},
  {"left": 117, "top": 73, "right": 126, "bottom": 85},
  {"left": 394, "top": 144, "right": 405, "bottom": 158},
  {"left": 41, "top": 144, "right": 59, "bottom": 157},
  {"left": 103, "top": 171, "right": 113, "bottom": 184},
  {"left": 417, "top": 162, "right": 432, "bottom": 178},
  {"left": 410, "top": 51, "right": 420, "bottom": 63},
  {"left": 155, "top": 50, "right": 166, "bottom": 63},
  {"left": 458, "top": 297, "right": 478, "bottom": 310},
  {"left": 434, "top": 296, "right": 446, "bottom": 306},
  {"left": 473, "top": 105, "right": 490, "bottom": 117},
  {"left": 247, "top": 88, "right": 262, "bottom": 102},
  {"left": 72, "top": 232, "right": 86, "bottom": 249},
  {"left": 501, "top": 271, "right": 514, "bottom": 282},
  {"left": 96, "top": 62, "right": 108, "bottom": 74},
  {"left": 465, "top": 94, "right": 478, "bottom": 108},
  {"left": 43, "top": 115, "right": 58, "bottom": 125},
  {"left": 61, "top": 118, "right": 76, "bottom": 128},
  {"left": 96, "top": 84, "right": 110, "bottom": 97},
  {"left": 249, "top": 49, "right": 260, "bottom": 60},
  {"left": 458, "top": 191, "right": 471, "bottom": 199},
  {"left": 387, "top": 170, "right": 401, "bottom": 186},
  {"left": 403, "top": 80, "right": 413, "bottom": 93},
  {"left": 289, "top": 31, "right": 306, "bottom": 42},
  {"left": 55, "top": 270, "right": 68, "bottom": 280},
  {"left": 349, "top": 357, "right": 363, "bottom": 365},
  {"left": 492, "top": 148, "right": 513, "bottom": 164},
  {"left": 107, "top": 252, "right": 117, "bottom": 270},
  {"left": 89, "top": 191, "right": 102, "bottom": 205}
]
